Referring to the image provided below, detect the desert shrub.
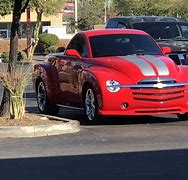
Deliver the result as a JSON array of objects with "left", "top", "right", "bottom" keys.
[
  {"left": 45, "top": 45, "right": 58, "bottom": 54},
  {"left": 17, "top": 50, "right": 27, "bottom": 61},
  {"left": 38, "top": 33, "right": 59, "bottom": 53},
  {"left": 1, "top": 52, "right": 9, "bottom": 63},
  {"left": 0, "top": 64, "right": 32, "bottom": 119}
]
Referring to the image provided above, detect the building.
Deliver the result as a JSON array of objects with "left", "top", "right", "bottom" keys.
[{"left": 0, "top": 10, "right": 64, "bottom": 39}]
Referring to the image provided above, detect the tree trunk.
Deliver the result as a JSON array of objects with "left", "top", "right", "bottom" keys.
[
  {"left": 28, "top": 10, "right": 43, "bottom": 61},
  {"left": 0, "top": 89, "right": 10, "bottom": 117},
  {"left": 0, "top": 0, "right": 30, "bottom": 118}
]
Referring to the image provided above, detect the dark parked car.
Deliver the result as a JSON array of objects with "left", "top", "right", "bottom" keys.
[{"left": 106, "top": 16, "right": 188, "bottom": 65}]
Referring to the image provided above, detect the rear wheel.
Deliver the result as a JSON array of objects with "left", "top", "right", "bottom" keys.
[
  {"left": 37, "top": 81, "right": 59, "bottom": 115},
  {"left": 83, "top": 86, "right": 99, "bottom": 124}
]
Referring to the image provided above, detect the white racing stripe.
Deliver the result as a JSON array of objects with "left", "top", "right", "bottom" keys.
[
  {"left": 121, "top": 55, "right": 156, "bottom": 76},
  {"left": 121, "top": 55, "right": 169, "bottom": 76},
  {"left": 144, "top": 55, "right": 169, "bottom": 76}
]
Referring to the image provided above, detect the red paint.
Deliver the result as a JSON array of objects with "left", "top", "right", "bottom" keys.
[{"left": 33, "top": 29, "right": 188, "bottom": 116}]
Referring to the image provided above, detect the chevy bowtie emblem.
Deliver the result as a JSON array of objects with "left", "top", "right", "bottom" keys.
[{"left": 153, "top": 82, "right": 166, "bottom": 89}]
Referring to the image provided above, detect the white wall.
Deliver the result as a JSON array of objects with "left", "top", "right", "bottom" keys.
[{"left": 42, "top": 26, "right": 68, "bottom": 39}]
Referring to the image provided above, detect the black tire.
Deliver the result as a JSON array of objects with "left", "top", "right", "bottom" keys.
[
  {"left": 37, "top": 81, "right": 59, "bottom": 115},
  {"left": 83, "top": 85, "right": 99, "bottom": 125},
  {"left": 177, "top": 113, "right": 188, "bottom": 121}
]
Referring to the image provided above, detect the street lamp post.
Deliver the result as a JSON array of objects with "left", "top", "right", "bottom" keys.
[
  {"left": 104, "top": 0, "right": 107, "bottom": 24},
  {"left": 26, "top": 6, "right": 31, "bottom": 58}
]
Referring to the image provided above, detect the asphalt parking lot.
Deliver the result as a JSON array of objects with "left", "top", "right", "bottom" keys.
[{"left": 1, "top": 63, "right": 188, "bottom": 179}]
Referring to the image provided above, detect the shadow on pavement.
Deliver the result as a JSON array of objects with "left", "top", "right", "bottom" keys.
[
  {"left": 25, "top": 103, "right": 182, "bottom": 126},
  {"left": 24, "top": 92, "right": 36, "bottom": 99},
  {"left": 0, "top": 149, "right": 188, "bottom": 180},
  {"left": 24, "top": 91, "right": 182, "bottom": 126},
  {"left": 25, "top": 106, "right": 39, "bottom": 114}
]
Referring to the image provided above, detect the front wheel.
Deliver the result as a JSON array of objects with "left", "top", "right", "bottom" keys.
[
  {"left": 83, "top": 86, "right": 99, "bottom": 124},
  {"left": 37, "top": 81, "right": 59, "bottom": 115}
]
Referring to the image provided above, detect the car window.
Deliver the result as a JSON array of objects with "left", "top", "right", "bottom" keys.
[
  {"left": 180, "top": 25, "right": 188, "bottom": 39},
  {"left": 132, "top": 22, "right": 188, "bottom": 40},
  {"left": 89, "top": 34, "right": 162, "bottom": 58},
  {"left": 117, "top": 22, "right": 127, "bottom": 29},
  {"left": 67, "top": 34, "right": 88, "bottom": 58},
  {"left": 106, "top": 19, "right": 117, "bottom": 28}
]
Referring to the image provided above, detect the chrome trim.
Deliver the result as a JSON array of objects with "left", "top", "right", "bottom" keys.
[
  {"left": 121, "top": 83, "right": 187, "bottom": 89},
  {"left": 138, "top": 78, "right": 176, "bottom": 84},
  {"left": 107, "top": 83, "right": 188, "bottom": 89}
]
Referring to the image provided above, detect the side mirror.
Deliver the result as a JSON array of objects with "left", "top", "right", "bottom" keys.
[
  {"left": 65, "top": 49, "right": 81, "bottom": 59},
  {"left": 161, "top": 47, "right": 171, "bottom": 55}
]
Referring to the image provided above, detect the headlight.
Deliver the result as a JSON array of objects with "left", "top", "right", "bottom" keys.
[{"left": 106, "top": 80, "right": 121, "bottom": 92}]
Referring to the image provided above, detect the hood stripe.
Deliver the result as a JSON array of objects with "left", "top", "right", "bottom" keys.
[
  {"left": 121, "top": 55, "right": 156, "bottom": 76},
  {"left": 144, "top": 55, "right": 169, "bottom": 76}
]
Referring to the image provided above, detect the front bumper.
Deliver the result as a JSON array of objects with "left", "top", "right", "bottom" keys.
[{"left": 99, "top": 81, "right": 188, "bottom": 116}]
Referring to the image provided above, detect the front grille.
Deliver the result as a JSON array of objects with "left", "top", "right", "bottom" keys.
[
  {"left": 132, "top": 90, "right": 184, "bottom": 96},
  {"left": 168, "top": 53, "right": 186, "bottom": 65},
  {"left": 132, "top": 78, "right": 185, "bottom": 103},
  {"left": 134, "top": 95, "right": 184, "bottom": 102},
  {"left": 138, "top": 78, "right": 176, "bottom": 85}
]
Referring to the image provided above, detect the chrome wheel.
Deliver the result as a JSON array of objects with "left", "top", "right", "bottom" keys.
[
  {"left": 85, "top": 88, "right": 96, "bottom": 121},
  {"left": 37, "top": 82, "right": 47, "bottom": 112}
]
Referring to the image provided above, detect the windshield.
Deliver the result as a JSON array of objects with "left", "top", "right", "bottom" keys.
[
  {"left": 132, "top": 22, "right": 188, "bottom": 41},
  {"left": 89, "top": 34, "right": 162, "bottom": 58}
]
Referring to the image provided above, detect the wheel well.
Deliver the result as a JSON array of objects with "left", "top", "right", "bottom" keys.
[{"left": 35, "top": 77, "right": 43, "bottom": 92}]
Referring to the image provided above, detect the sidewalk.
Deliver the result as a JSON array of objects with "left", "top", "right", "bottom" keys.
[{"left": 0, "top": 115, "right": 80, "bottom": 138}]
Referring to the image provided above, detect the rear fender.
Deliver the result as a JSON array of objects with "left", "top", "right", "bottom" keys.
[{"left": 33, "top": 63, "right": 60, "bottom": 104}]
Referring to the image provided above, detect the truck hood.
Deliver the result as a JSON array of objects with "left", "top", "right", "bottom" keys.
[
  {"left": 157, "top": 40, "right": 188, "bottom": 53},
  {"left": 93, "top": 55, "right": 179, "bottom": 83}
]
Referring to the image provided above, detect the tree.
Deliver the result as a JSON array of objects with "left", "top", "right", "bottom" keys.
[
  {"left": 78, "top": 0, "right": 105, "bottom": 30},
  {"left": 168, "top": 0, "right": 188, "bottom": 19},
  {"left": 112, "top": 0, "right": 174, "bottom": 17},
  {"left": 28, "top": 0, "right": 65, "bottom": 61},
  {"left": 0, "top": 0, "right": 13, "bottom": 16},
  {"left": 112, "top": 0, "right": 134, "bottom": 16},
  {"left": 0, "top": 0, "right": 30, "bottom": 118}
]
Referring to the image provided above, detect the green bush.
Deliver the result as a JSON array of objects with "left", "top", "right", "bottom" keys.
[
  {"left": 45, "top": 46, "right": 58, "bottom": 54},
  {"left": 1, "top": 51, "right": 28, "bottom": 63},
  {"left": 17, "top": 50, "right": 27, "bottom": 61},
  {"left": 38, "top": 33, "right": 59, "bottom": 53},
  {"left": 1, "top": 52, "right": 9, "bottom": 63}
]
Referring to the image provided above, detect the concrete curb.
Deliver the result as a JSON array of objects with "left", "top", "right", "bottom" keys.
[{"left": 0, "top": 116, "right": 80, "bottom": 138}]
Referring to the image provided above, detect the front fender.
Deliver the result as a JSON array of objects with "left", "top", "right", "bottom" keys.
[{"left": 79, "top": 66, "right": 132, "bottom": 109}]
